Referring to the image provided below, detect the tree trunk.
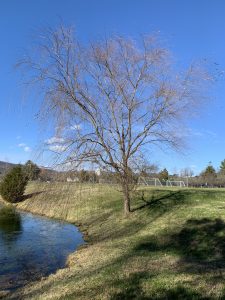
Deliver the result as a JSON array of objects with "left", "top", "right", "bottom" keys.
[{"left": 122, "top": 184, "right": 131, "bottom": 215}]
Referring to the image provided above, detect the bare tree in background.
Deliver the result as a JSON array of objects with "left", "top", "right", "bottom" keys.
[
  {"left": 180, "top": 167, "right": 194, "bottom": 178},
  {"left": 19, "top": 26, "right": 212, "bottom": 215}
]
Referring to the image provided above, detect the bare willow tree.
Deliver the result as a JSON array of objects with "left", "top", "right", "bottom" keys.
[{"left": 19, "top": 26, "right": 212, "bottom": 215}]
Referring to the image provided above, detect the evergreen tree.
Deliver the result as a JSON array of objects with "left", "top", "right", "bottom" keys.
[
  {"left": 159, "top": 168, "right": 169, "bottom": 181},
  {"left": 79, "top": 170, "right": 90, "bottom": 183},
  {"left": 23, "top": 160, "right": 40, "bottom": 181},
  {"left": 220, "top": 159, "right": 225, "bottom": 174},
  {"left": 0, "top": 165, "right": 28, "bottom": 203},
  {"left": 201, "top": 163, "right": 216, "bottom": 185}
]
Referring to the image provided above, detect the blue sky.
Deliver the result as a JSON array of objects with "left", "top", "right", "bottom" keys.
[{"left": 0, "top": 0, "right": 225, "bottom": 174}]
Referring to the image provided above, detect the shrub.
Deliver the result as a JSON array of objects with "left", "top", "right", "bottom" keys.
[{"left": 0, "top": 165, "right": 28, "bottom": 203}]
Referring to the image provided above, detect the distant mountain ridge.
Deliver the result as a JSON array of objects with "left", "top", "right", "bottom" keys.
[
  {"left": 0, "top": 160, "right": 80, "bottom": 182},
  {"left": 0, "top": 161, "right": 60, "bottom": 181},
  {"left": 0, "top": 161, "right": 17, "bottom": 177}
]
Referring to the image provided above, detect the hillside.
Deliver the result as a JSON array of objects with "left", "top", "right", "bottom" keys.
[
  {"left": 0, "top": 161, "right": 60, "bottom": 182},
  {"left": 0, "top": 161, "right": 16, "bottom": 178},
  {"left": 5, "top": 183, "right": 225, "bottom": 299}
]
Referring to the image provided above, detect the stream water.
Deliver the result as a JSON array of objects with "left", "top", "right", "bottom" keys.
[{"left": 0, "top": 205, "right": 84, "bottom": 292}]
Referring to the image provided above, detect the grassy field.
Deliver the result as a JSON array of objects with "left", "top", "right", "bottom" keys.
[{"left": 4, "top": 183, "right": 225, "bottom": 299}]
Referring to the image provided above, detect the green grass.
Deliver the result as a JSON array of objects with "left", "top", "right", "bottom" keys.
[{"left": 5, "top": 183, "right": 225, "bottom": 299}]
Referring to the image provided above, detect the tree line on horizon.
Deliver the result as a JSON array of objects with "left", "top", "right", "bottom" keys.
[
  {"left": 1, "top": 159, "right": 225, "bottom": 185},
  {"left": 1, "top": 157, "right": 225, "bottom": 204}
]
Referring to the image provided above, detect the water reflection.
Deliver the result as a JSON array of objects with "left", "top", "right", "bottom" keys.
[
  {"left": 0, "top": 206, "right": 84, "bottom": 293},
  {"left": 0, "top": 206, "right": 22, "bottom": 240}
]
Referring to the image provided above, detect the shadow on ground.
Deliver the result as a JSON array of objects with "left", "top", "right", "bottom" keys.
[
  {"left": 136, "top": 217, "right": 225, "bottom": 273},
  {"left": 132, "top": 190, "right": 187, "bottom": 212},
  {"left": 91, "top": 190, "right": 191, "bottom": 243},
  {"left": 110, "top": 281, "right": 212, "bottom": 299},
  {"left": 20, "top": 191, "right": 44, "bottom": 201},
  {"left": 110, "top": 272, "right": 195, "bottom": 300},
  {"left": 132, "top": 188, "right": 221, "bottom": 213}
]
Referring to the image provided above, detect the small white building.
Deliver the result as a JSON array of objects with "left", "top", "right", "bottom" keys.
[
  {"left": 66, "top": 177, "right": 79, "bottom": 182},
  {"left": 95, "top": 168, "right": 102, "bottom": 176}
]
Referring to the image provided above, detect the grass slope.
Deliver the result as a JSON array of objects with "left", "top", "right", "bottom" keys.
[{"left": 5, "top": 183, "right": 225, "bottom": 299}]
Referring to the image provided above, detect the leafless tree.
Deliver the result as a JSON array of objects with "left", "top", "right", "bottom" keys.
[
  {"left": 18, "top": 26, "right": 213, "bottom": 215},
  {"left": 180, "top": 167, "right": 194, "bottom": 178}
]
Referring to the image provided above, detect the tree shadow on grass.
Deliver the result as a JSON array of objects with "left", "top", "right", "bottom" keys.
[
  {"left": 110, "top": 273, "right": 211, "bottom": 299},
  {"left": 88, "top": 191, "right": 190, "bottom": 244},
  {"left": 131, "top": 190, "right": 191, "bottom": 227},
  {"left": 155, "top": 286, "right": 211, "bottom": 300},
  {"left": 132, "top": 190, "right": 188, "bottom": 213},
  {"left": 65, "top": 269, "right": 214, "bottom": 300},
  {"left": 88, "top": 190, "right": 194, "bottom": 244},
  {"left": 86, "top": 215, "right": 146, "bottom": 244},
  {"left": 175, "top": 218, "right": 225, "bottom": 272},
  {"left": 110, "top": 271, "right": 151, "bottom": 300},
  {"left": 136, "top": 218, "right": 225, "bottom": 273},
  {"left": 20, "top": 191, "right": 44, "bottom": 202},
  {"left": 109, "top": 271, "right": 158, "bottom": 299},
  {"left": 132, "top": 188, "right": 223, "bottom": 213}
]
